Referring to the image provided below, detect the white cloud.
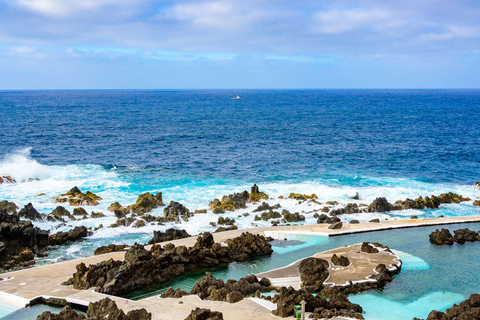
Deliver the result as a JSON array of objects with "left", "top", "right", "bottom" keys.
[{"left": 418, "top": 26, "right": 480, "bottom": 41}]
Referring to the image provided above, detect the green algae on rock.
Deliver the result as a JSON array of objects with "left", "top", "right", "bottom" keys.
[{"left": 53, "top": 187, "right": 102, "bottom": 206}]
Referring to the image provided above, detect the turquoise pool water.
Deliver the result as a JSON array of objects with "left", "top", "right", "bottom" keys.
[
  {"left": 0, "top": 302, "right": 19, "bottom": 319},
  {"left": 125, "top": 222, "right": 480, "bottom": 319}
]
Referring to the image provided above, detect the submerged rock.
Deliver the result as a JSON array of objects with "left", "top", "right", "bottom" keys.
[
  {"left": 148, "top": 228, "right": 190, "bottom": 244},
  {"left": 53, "top": 187, "right": 102, "bottom": 206}
]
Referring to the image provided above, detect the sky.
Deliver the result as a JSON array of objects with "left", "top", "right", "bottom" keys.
[{"left": 0, "top": 0, "right": 479, "bottom": 89}]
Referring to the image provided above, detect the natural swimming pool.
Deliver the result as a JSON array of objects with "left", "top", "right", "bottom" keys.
[
  {"left": 1, "top": 222, "right": 479, "bottom": 319},
  {"left": 124, "top": 222, "right": 480, "bottom": 319}
]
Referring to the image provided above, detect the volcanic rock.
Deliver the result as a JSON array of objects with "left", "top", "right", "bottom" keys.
[
  {"left": 429, "top": 229, "right": 454, "bottom": 245},
  {"left": 368, "top": 197, "right": 393, "bottom": 212},
  {"left": 185, "top": 308, "right": 223, "bottom": 320},
  {"left": 0, "top": 200, "right": 17, "bottom": 214},
  {"left": 53, "top": 187, "right": 102, "bottom": 206},
  {"left": 299, "top": 258, "right": 329, "bottom": 290},
  {"left": 328, "top": 221, "right": 342, "bottom": 229},
  {"left": 287, "top": 193, "right": 318, "bottom": 201},
  {"left": 331, "top": 254, "right": 350, "bottom": 266},
  {"left": 0, "top": 176, "right": 16, "bottom": 184},
  {"left": 316, "top": 214, "right": 340, "bottom": 224},
  {"left": 94, "top": 244, "right": 128, "bottom": 255},
  {"left": 148, "top": 228, "right": 190, "bottom": 244},
  {"left": 164, "top": 201, "right": 191, "bottom": 221},
  {"left": 361, "top": 242, "right": 379, "bottom": 253},
  {"left": 17, "top": 203, "right": 44, "bottom": 221},
  {"left": 453, "top": 228, "right": 480, "bottom": 244},
  {"left": 253, "top": 202, "right": 281, "bottom": 212},
  {"left": 48, "top": 226, "right": 91, "bottom": 246},
  {"left": 282, "top": 210, "right": 305, "bottom": 222}
]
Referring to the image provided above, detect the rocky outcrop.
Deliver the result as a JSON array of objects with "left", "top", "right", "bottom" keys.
[
  {"left": 330, "top": 203, "right": 364, "bottom": 216},
  {"left": 254, "top": 210, "right": 281, "bottom": 221},
  {"left": 299, "top": 258, "right": 329, "bottom": 291},
  {"left": 315, "top": 214, "right": 340, "bottom": 224},
  {"left": 148, "top": 228, "right": 190, "bottom": 244},
  {"left": 53, "top": 187, "right": 102, "bottom": 206},
  {"left": 164, "top": 201, "right": 192, "bottom": 221},
  {"left": 217, "top": 217, "right": 235, "bottom": 225},
  {"left": 282, "top": 210, "right": 305, "bottom": 222},
  {"left": 50, "top": 206, "right": 74, "bottom": 221},
  {"left": 67, "top": 232, "right": 272, "bottom": 296},
  {"left": 430, "top": 229, "right": 455, "bottom": 245},
  {"left": 430, "top": 228, "right": 480, "bottom": 245},
  {"left": 331, "top": 254, "right": 350, "bottom": 266},
  {"left": 0, "top": 209, "right": 49, "bottom": 270},
  {"left": 272, "top": 287, "right": 363, "bottom": 318},
  {"left": 414, "top": 293, "right": 480, "bottom": 320},
  {"left": 127, "top": 192, "right": 165, "bottom": 214},
  {"left": 368, "top": 193, "right": 470, "bottom": 213},
  {"left": 287, "top": 193, "right": 318, "bottom": 201},
  {"left": 190, "top": 272, "right": 271, "bottom": 302},
  {"left": 17, "top": 203, "right": 45, "bottom": 221},
  {"left": 185, "top": 308, "right": 223, "bottom": 320},
  {"left": 72, "top": 207, "right": 88, "bottom": 216},
  {"left": 361, "top": 242, "right": 379, "bottom": 253},
  {"left": 253, "top": 202, "right": 281, "bottom": 212},
  {"left": 94, "top": 244, "right": 128, "bottom": 255},
  {"left": 0, "top": 200, "right": 17, "bottom": 214},
  {"left": 209, "top": 185, "right": 268, "bottom": 213},
  {"left": 160, "top": 286, "right": 189, "bottom": 298},
  {"left": 0, "top": 176, "right": 16, "bottom": 184},
  {"left": 473, "top": 200, "right": 480, "bottom": 206},
  {"left": 36, "top": 297, "right": 151, "bottom": 320},
  {"left": 368, "top": 197, "right": 393, "bottom": 212},
  {"left": 48, "top": 226, "right": 91, "bottom": 246},
  {"left": 214, "top": 225, "right": 238, "bottom": 233}
]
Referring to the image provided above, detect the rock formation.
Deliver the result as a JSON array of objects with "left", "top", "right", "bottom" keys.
[
  {"left": 185, "top": 308, "right": 223, "bottom": 320},
  {"left": 414, "top": 293, "right": 480, "bottom": 320},
  {"left": 299, "top": 258, "right": 329, "bottom": 291},
  {"left": 126, "top": 192, "right": 165, "bottom": 214},
  {"left": 209, "top": 185, "right": 268, "bottom": 213},
  {"left": 430, "top": 228, "right": 480, "bottom": 245},
  {"left": 148, "top": 228, "right": 190, "bottom": 244},
  {"left": 0, "top": 200, "right": 17, "bottom": 214},
  {"left": 94, "top": 244, "right": 128, "bottom": 255},
  {"left": 331, "top": 254, "right": 350, "bottom": 266},
  {"left": 53, "top": 187, "right": 102, "bottom": 206}
]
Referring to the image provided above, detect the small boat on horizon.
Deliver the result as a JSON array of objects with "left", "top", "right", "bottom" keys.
[{"left": 232, "top": 95, "right": 241, "bottom": 100}]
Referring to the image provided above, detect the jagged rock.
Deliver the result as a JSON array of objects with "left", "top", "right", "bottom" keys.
[
  {"left": 361, "top": 242, "right": 379, "bottom": 253},
  {"left": 36, "top": 305, "right": 86, "bottom": 320},
  {"left": 350, "top": 192, "right": 360, "bottom": 200},
  {"left": 107, "top": 202, "right": 125, "bottom": 212},
  {"left": 0, "top": 176, "right": 16, "bottom": 184},
  {"left": 248, "top": 184, "right": 269, "bottom": 202},
  {"left": 185, "top": 308, "right": 223, "bottom": 320},
  {"left": 394, "top": 193, "right": 469, "bottom": 211},
  {"left": 72, "top": 207, "right": 88, "bottom": 216},
  {"left": 331, "top": 254, "right": 350, "bottom": 266},
  {"left": 164, "top": 201, "right": 191, "bottom": 221},
  {"left": 161, "top": 286, "right": 189, "bottom": 298},
  {"left": 272, "top": 287, "right": 362, "bottom": 318},
  {"left": 217, "top": 217, "right": 235, "bottom": 225},
  {"left": 429, "top": 229, "right": 454, "bottom": 245},
  {"left": 299, "top": 258, "right": 329, "bottom": 290},
  {"left": 453, "top": 228, "right": 480, "bottom": 244},
  {"left": 282, "top": 210, "right": 305, "bottom": 222},
  {"left": 0, "top": 209, "right": 49, "bottom": 270},
  {"left": 214, "top": 225, "right": 238, "bottom": 233},
  {"left": 94, "top": 244, "right": 128, "bottom": 255},
  {"left": 51, "top": 206, "right": 74, "bottom": 220},
  {"left": 17, "top": 203, "right": 45, "bottom": 221},
  {"left": 330, "top": 203, "right": 364, "bottom": 216},
  {"left": 328, "top": 221, "right": 342, "bottom": 229},
  {"left": 126, "top": 192, "right": 164, "bottom": 214},
  {"left": 316, "top": 214, "right": 340, "bottom": 224},
  {"left": 473, "top": 200, "right": 480, "bottom": 206},
  {"left": 255, "top": 210, "right": 282, "bottom": 221},
  {"left": 87, "top": 297, "right": 151, "bottom": 320},
  {"left": 209, "top": 186, "right": 269, "bottom": 213},
  {"left": 90, "top": 211, "right": 105, "bottom": 218},
  {"left": 288, "top": 193, "right": 318, "bottom": 201},
  {"left": 253, "top": 202, "right": 281, "bottom": 212},
  {"left": 371, "top": 264, "right": 393, "bottom": 282},
  {"left": 368, "top": 197, "right": 393, "bottom": 212},
  {"left": 48, "top": 226, "right": 91, "bottom": 246},
  {"left": 133, "top": 219, "right": 146, "bottom": 228},
  {"left": 0, "top": 200, "right": 17, "bottom": 214},
  {"left": 53, "top": 187, "right": 102, "bottom": 206},
  {"left": 148, "top": 228, "right": 191, "bottom": 244},
  {"left": 69, "top": 232, "right": 272, "bottom": 296}
]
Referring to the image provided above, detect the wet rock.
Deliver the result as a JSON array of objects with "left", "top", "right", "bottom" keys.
[
  {"left": 72, "top": 207, "right": 88, "bottom": 216},
  {"left": 328, "top": 221, "right": 342, "bottom": 229},
  {"left": 53, "top": 187, "right": 102, "bottom": 206},
  {"left": 288, "top": 193, "right": 318, "bottom": 201},
  {"left": 107, "top": 202, "right": 125, "bottom": 212},
  {"left": 299, "top": 258, "right": 329, "bottom": 290},
  {"left": 217, "top": 217, "right": 235, "bottom": 225},
  {"left": 209, "top": 192, "right": 247, "bottom": 213},
  {"left": 48, "top": 226, "right": 91, "bottom": 246},
  {"left": 248, "top": 184, "right": 269, "bottom": 202},
  {"left": 148, "top": 228, "right": 190, "bottom": 244},
  {"left": 0, "top": 209, "right": 49, "bottom": 270},
  {"left": 50, "top": 206, "right": 74, "bottom": 220},
  {"left": 253, "top": 202, "right": 281, "bottom": 212},
  {"left": 474, "top": 182, "right": 480, "bottom": 190},
  {"left": 316, "top": 214, "right": 340, "bottom": 224},
  {"left": 361, "top": 242, "right": 379, "bottom": 253},
  {"left": 395, "top": 193, "right": 470, "bottom": 211},
  {"left": 418, "top": 293, "right": 480, "bottom": 320},
  {"left": 255, "top": 210, "right": 282, "bottom": 221},
  {"left": 126, "top": 192, "right": 164, "bottom": 214},
  {"left": 368, "top": 197, "right": 393, "bottom": 212},
  {"left": 473, "top": 200, "right": 480, "bottom": 206},
  {"left": 429, "top": 229, "right": 454, "bottom": 245},
  {"left": 90, "top": 211, "right": 105, "bottom": 218},
  {"left": 0, "top": 200, "right": 17, "bottom": 214},
  {"left": 164, "top": 201, "right": 192, "bottom": 221},
  {"left": 214, "top": 225, "right": 238, "bottom": 233},
  {"left": 185, "top": 308, "right": 223, "bottom": 320},
  {"left": 194, "top": 209, "right": 207, "bottom": 214},
  {"left": 94, "top": 244, "right": 128, "bottom": 255},
  {"left": 133, "top": 219, "right": 146, "bottom": 228},
  {"left": 330, "top": 203, "right": 363, "bottom": 216},
  {"left": 17, "top": 203, "right": 45, "bottom": 221},
  {"left": 282, "top": 210, "right": 305, "bottom": 222},
  {"left": 453, "top": 228, "right": 480, "bottom": 244},
  {"left": 331, "top": 254, "right": 350, "bottom": 266},
  {"left": 0, "top": 176, "right": 16, "bottom": 184},
  {"left": 350, "top": 192, "right": 360, "bottom": 200},
  {"left": 371, "top": 264, "right": 393, "bottom": 283}
]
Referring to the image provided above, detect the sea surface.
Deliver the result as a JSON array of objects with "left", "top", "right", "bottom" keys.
[{"left": 1, "top": 89, "right": 480, "bottom": 261}]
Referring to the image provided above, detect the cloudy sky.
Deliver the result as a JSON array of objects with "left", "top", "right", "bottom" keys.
[{"left": 0, "top": 0, "right": 479, "bottom": 89}]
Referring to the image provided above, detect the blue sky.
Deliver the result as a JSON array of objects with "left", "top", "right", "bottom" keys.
[{"left": 0, "top": 0, "right": 479, "bottom": 89}]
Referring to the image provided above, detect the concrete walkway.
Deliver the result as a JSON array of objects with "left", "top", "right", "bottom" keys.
[{"left": 0, "top": 215, "right": 479, "bottom": 319}]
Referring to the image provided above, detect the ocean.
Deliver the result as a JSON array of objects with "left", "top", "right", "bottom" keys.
[{"left": 1, "top": 89, "right": 480, "bottom": 262}]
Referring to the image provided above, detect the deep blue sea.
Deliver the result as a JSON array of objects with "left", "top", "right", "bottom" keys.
[{"left": 1, "top": 90, "right": 480, "bottom": 319}]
